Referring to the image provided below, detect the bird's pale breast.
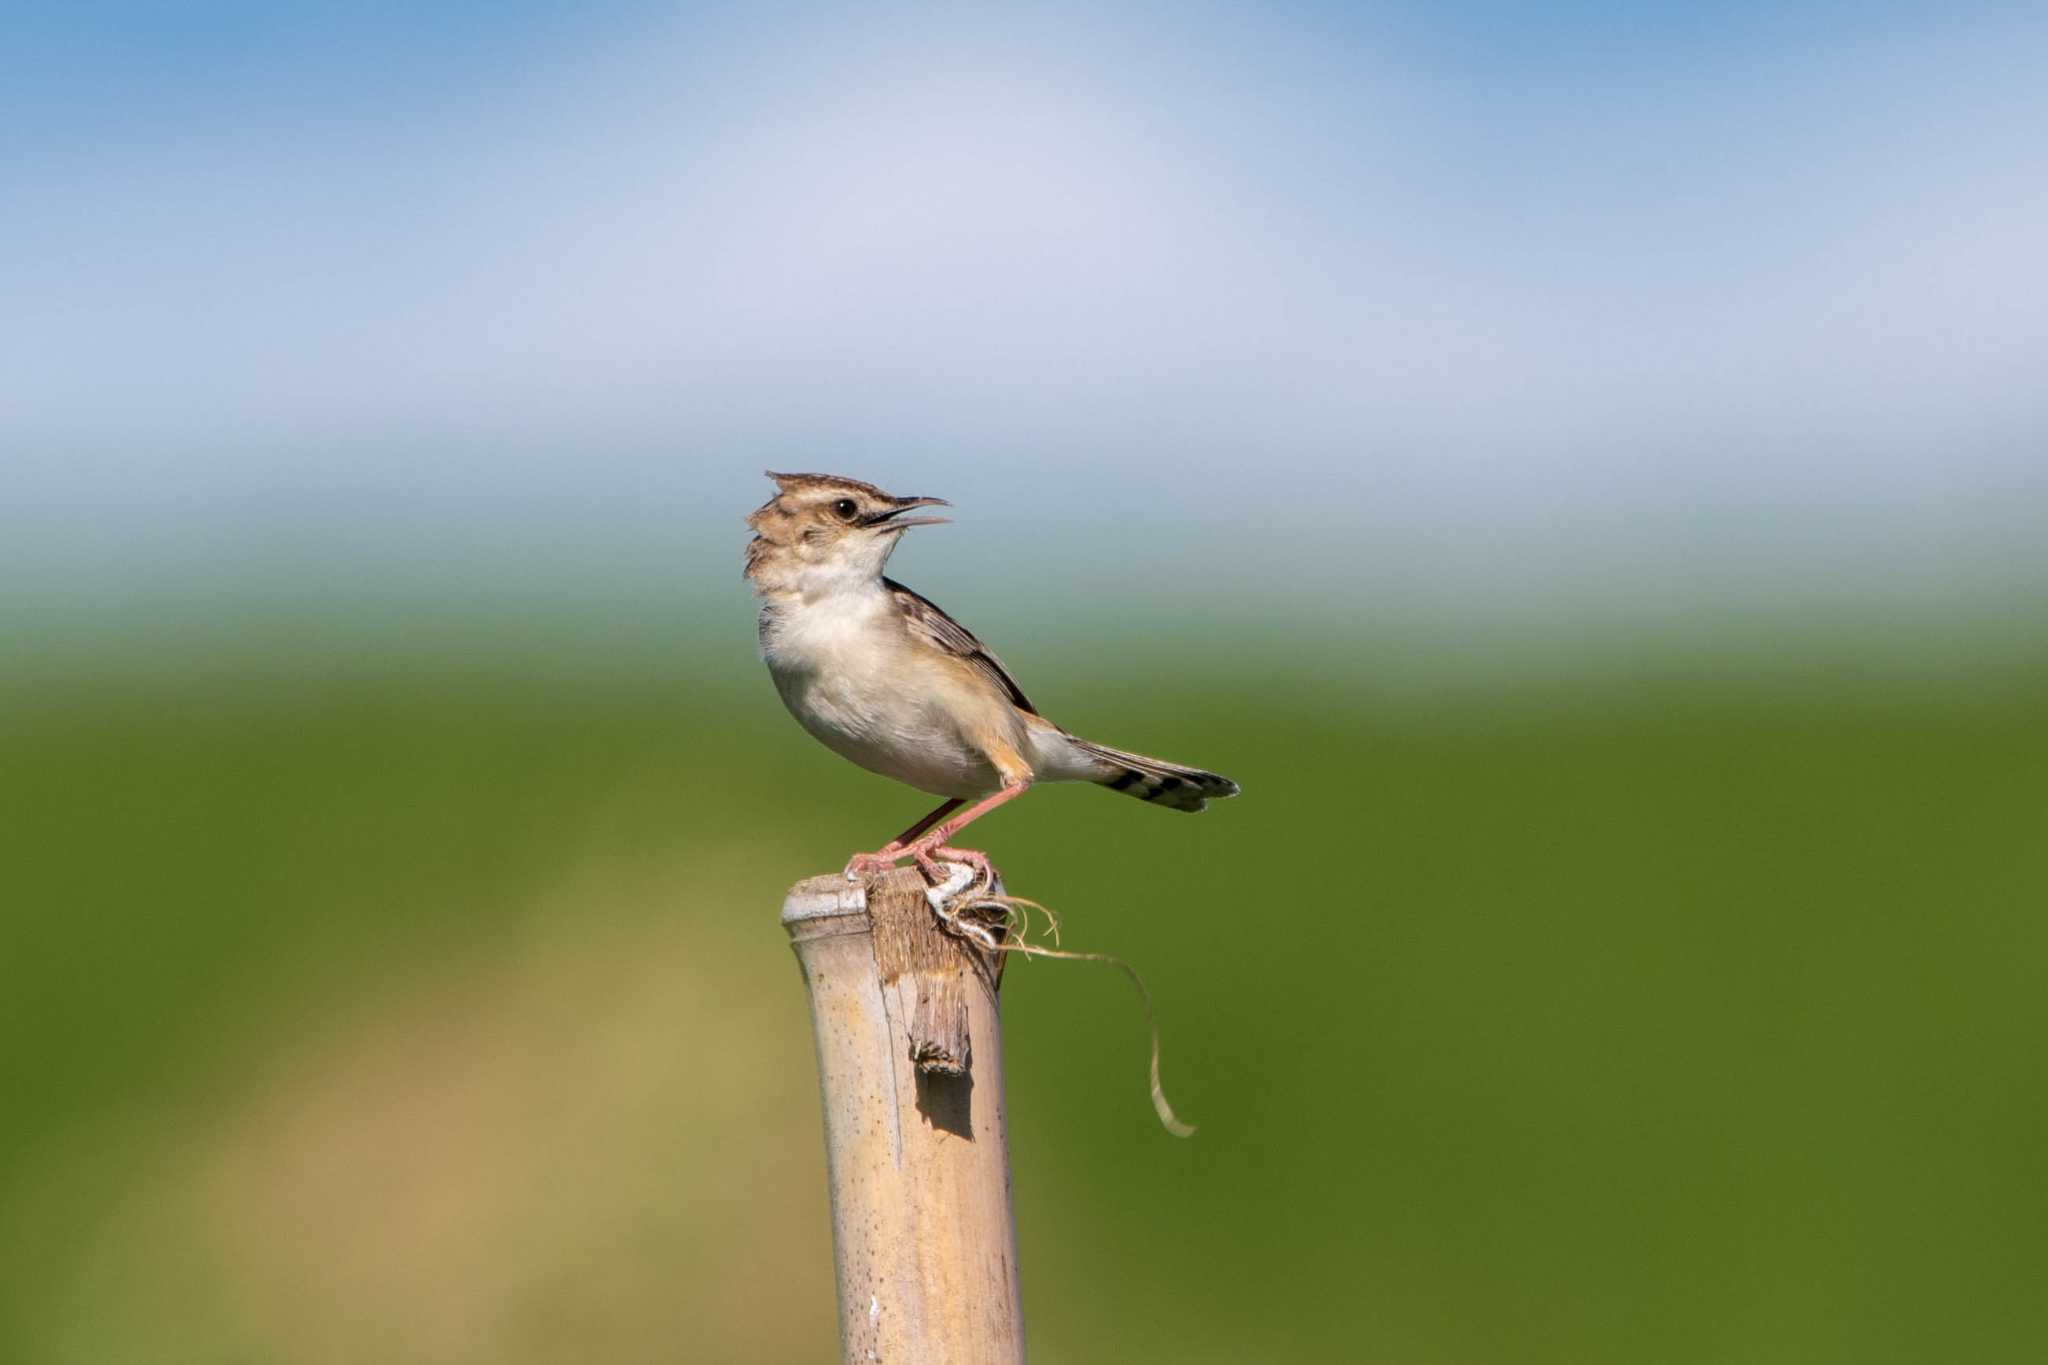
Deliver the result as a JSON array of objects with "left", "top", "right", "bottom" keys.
[{"left": 760, "top": 589, "right": 1006, "bottom": 799}]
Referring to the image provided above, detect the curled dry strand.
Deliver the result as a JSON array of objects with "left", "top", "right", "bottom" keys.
[{"left": 924, "top": 870, "right": 1194, "bottom": 1138}]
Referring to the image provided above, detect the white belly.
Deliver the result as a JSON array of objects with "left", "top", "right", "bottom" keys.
[{"left": 761, "top": 594, "right": 1002, "bottom": 799}]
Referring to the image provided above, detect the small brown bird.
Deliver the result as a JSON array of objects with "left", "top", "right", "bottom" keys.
[{"left": 745, "top": 471, "right": 1239, "bottom": 879}]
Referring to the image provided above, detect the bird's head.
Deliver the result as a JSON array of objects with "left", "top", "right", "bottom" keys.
[{"left": 744, "top": 470, "right": 950, "bottom": 593}]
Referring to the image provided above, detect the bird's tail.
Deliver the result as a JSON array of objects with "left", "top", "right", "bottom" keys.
[{"left": 1067, "top": 736, "right": 1240, "bottom": 813}]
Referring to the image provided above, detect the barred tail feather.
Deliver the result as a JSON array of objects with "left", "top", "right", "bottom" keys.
[{"left": 1069, "top": 737, "right": 1240, "bottom": 813}]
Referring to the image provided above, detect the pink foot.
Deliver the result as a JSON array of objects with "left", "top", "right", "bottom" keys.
[
  {"left": 842, "top": 846, "right": 908, "bottom": 881},
  {"left": 913, "top": 844, "right": 994, "bottom": 885}
]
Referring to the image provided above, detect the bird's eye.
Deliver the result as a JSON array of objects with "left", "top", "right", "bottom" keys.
[{"left": 831, "top": 499, "right": 859, "bottom": 521}]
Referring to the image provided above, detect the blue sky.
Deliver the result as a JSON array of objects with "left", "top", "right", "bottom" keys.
[{"left": 5, "top": 2, "right": 2044, "bottom": 616}]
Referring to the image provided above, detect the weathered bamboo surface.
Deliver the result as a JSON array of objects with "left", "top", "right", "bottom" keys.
[{"left": 782, "top": 865, "right": 1025, "bottom": 1364}]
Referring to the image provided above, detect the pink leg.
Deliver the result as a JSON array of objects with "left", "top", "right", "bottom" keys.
[
  {"left": 844, "top": 799, "right": 965, "bottom": 879},
  {"left": 905, "top": 783, "right": 1031, "bottom": 881}
]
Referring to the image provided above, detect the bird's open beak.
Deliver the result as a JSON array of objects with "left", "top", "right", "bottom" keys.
[{"left": 864, "top": 496, "right": 951, "bottom": 531}]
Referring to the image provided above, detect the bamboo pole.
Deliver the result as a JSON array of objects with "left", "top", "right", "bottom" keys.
[{"left": 782, "top": 865, "right": 1026, "bottom": 1365}]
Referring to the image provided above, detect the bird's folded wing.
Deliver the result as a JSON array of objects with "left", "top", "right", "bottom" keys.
[{"left": 884, "top": 576, "right": 1038, "bottom": 716}]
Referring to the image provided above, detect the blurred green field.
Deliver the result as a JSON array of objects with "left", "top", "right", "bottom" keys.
[{"left": 5, "top": 607, "right": 2047, "bottom": 1363}]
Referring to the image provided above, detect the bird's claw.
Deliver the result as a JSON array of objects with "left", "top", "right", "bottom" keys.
[
  {"left": 842, "top": 849, "right": 903, "bottom": 882},
  {"left": 844, "top": 842, "right": 994, "bottom": 913}
]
